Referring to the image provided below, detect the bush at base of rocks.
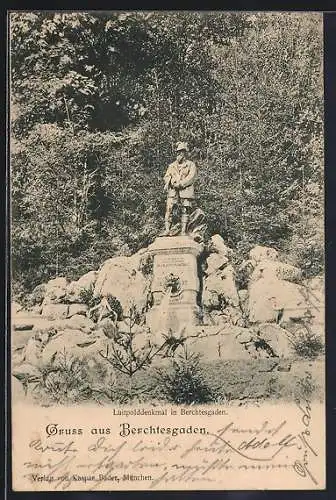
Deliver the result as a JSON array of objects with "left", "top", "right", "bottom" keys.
[
  {"left": 154, "top": 349, "right": 220, "bottom": 405},
  {"left": 286, "top": 325, "right": 324, "bottom": 359},
  {"left": 78, "top": 286, "right": 123, "bottom": 322}
]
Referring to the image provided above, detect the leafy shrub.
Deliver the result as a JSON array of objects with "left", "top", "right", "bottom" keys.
[
  {"left": 34, "top": 349, "right": 92, "bottom": 404},
  {"left": 155, "top": 347, "right": 219, "bottom": 404},
  {"left": 79, "top": 284, "right": 123, "bottom": 320},
  {"left": 235, "top": 261, "right": 254, "bottom": 291},
  {"left": 79, "top": 283, "right": 100, "bottom": 308},
  {"left": 105, "top": 295, "right": 123, "bottom": 320},
  {"left": 290, "top": 325, "right": 324, "bottom": 359},
  {"left": 288, "top": 237, "right": 324, "bottom": 280},
  {"left": 139, "top": 253, "right": 154, "bottom": 277}
]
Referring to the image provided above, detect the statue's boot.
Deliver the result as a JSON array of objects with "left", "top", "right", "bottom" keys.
[{"left": 181, "top": 214, "right": 189, "bottom": 235}]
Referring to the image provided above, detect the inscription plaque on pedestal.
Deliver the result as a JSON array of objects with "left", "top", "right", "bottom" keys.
[{"left": 146, "top": 236, "right": 203, "bottom": 333}]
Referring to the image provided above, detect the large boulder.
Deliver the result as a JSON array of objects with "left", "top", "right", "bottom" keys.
[
  {"left": 12, "top": 362, "right": 41, "bottom": 383},
  {"left": 47, "top": 277, "right": 68, "bottom": 288},
  {"left": 208, "top": 234, "right": 234, "bottom": 259},
  {"left": 203, "top": 264, "right": 240, "bottom": 308},
  {"left": 250, "top": 260, "right": 302, "bottom": 284},
  {"left": 94, "top": 256, "right": 150, "bottom": 313},
  {"left": 14, "top": 328, "right": 57, "bottom": 366},
  {"left": 186, "top": 325, "right": 250, "bottom": 361},
  {"left": 66, "top": 271, "right": 98, "bottom": 303},
  {"left": 13, "top": 323, "right": 109, "bottom": 374},
  {"left": 235, "top": 324, "right": 294, "bottom": 359},
  {"left": 40, "top": 330, "right": 106, "bottom": 365},
  {"left": 42, "top": 277, "right": 68, "bottom": 305},
  {"left": 77, "top": 270, "right": 98, "bottom": 289},
  {"left": 31, "top": 315, "right": 95, "bottom": 335},
  {"left": 248, "top": 277, "right": 309, "bottom": 324},
  {"left": 13, "top": 320, "right": 34, "bottom": 331},
  {"left": 202, "top": 290, "right": 221, "bottom": 311},
  {"left": 205, "top": 253, "right": 229, "bottom": 277},
  {"left": 249, "top": 245, "right": 279, "bottom": 263},
  {"left": 21, "top": 336, "right": 46, "bottom": 366},
  {"left": 67, "top": 303, "right": 89, "bottom": 318},
  {"left": 130, "top": 247, "right": 152, "bottom": 272},
  {"left": 95, "top": 257, "right": 129, "bottom": 289},
  {"left": 59, "top": 315, "right": 95, "bottom": 333},
  {"left": 42, "top": 304, "right": 69, "bottom": 320},
  {"left": 256, "top": 323, "right": 294, "bottom": 358}
]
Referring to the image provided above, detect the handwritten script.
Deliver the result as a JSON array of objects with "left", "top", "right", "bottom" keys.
[{"left": 13, "top": 401, "right": 324, "bottom": 491}]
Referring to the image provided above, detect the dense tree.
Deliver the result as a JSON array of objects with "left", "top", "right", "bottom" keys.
[{"left": 10, "top": 11, "right": 324, "bottom": 293}]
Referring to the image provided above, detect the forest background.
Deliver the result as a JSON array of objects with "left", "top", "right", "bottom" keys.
[{"left": 10, "top": 11, "right": 324, "bottom": 296}]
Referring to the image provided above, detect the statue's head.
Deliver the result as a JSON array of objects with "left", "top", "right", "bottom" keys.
[{"left": 176, "top": 141, "right": 188, "bottom": 161}]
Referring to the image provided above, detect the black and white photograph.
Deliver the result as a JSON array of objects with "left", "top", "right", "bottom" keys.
[{"left": 9, "top": 10, "right": 325, "bottom": 491}]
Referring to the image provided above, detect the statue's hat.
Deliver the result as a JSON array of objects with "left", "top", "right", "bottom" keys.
[{"left": 176, "top": 141, "right": 189, "bottom": 152}]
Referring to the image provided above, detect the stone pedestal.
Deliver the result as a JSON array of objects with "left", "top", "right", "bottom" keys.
[{"left": 146, "top": 236, "right": 203, "bottom": 333}]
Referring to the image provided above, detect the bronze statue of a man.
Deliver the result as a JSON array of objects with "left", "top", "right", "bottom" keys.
[{"left": 163, "top": 142, "right": 197, "bottom": 236}]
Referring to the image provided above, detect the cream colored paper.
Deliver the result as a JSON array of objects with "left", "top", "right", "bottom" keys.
[
  {"left": 12, "top": 401, "right": 325, "bottom": 491},
  {"left": 10, "top": 10, "right": 325, "bottom": 492}
]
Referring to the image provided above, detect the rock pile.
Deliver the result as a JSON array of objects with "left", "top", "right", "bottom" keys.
[{"left": 12, "top": 236, "right": 324, "bottom": 392}]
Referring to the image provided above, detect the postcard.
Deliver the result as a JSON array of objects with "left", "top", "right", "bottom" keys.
[{"left": 9, "top": 10, "right": 325, "bottom": 491}]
